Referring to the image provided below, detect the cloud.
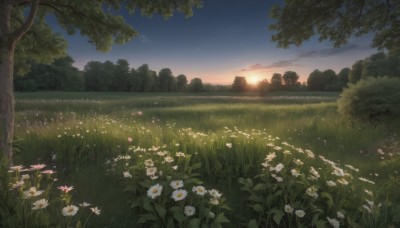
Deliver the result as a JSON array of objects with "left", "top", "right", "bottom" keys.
[
  {"left": 240, "top": 43, "right": 372, "bottom": 72},
  {"left": 140, "top": 34, "right": 151, "bottom": 43}
]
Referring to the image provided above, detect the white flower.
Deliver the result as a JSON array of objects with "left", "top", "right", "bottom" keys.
[
  {"left": 164, "top": 156, "right": 174, "bottom": 163},
  {"left": 170, "top": 180, "right": 184, "bottom": 189},
  {"left": 32, "top": 199, "right": 49, "bottom": 210},
  {"left": 358, "top": 177, "right": 375, "bottom": 185},
  {"left": 327, "top": 217, "right": 340, "bottom": 228},
  {"left": 295, "top": 210, "right": 305, "bottom": 218},
  {"left": 363, "top": 205, "right": 372, "bottom": 213},
  {"left": 364, "top": 189, "right": 373, "bottom": 196},
  {"left": 79, "top": 202, "right": 91, "bottom": 207},
  {"left": 291, "top": 169, "right": 300, "bottom": 177},
  {"left": 172, "top": 165, "right": 178, "bottom": 170},
  {"left": 293, "top": 159, "right": 304, "bottom": 165},
  {"left": 21, "top": 174, "right": 30, "bottom": 180},
  {"left": 306, "top": 186, "right": 318, "bottom": 199},
  {"left": 184, "top": 206, "right": 196, "bottom": 216},
  {"left": 123, "top": 171, "right": 132, "bottom": 178},
  {"left": 332, "top": 166, "right": 345, "bottom": 177},
  {"left": 209, "top": 211, "right": 215, "bottom": 218},
  {"left": 308, "top": 167, "right": 320, "bottom": 180},
  {"left": 337, "top": 178, "right": 349, "bottom": 185},
  {"left": 337, "top": 211, "right": 345, "bottom": 219},
  {"left": 146, "top": 167, "right": 157, "bottom": 176},
  {"left": 226, "top": 143, "right": 232, "bottom": 148},
  {"left": 265, "top": 152, "right": 276, "bottom": 162},
  {"left": 62, "top": 205, "right": 79, "bottom": 216},
  {"left": 147, "top": 184, "right": 163, "bottom": 199},
  {"left": 176, "top": 152, "right": 185, "bottom": 157},
  {"left": 11, "top": 180, "right": 25, "bottom": 189},
  {"left": 366, "top": 199, "right": 374, "bottom": 207},
  {"left": 192, "top": 186, "right": 207, "bottom": 196},
  {"left": 274, "top": 163, "right": 284, "bottom": 173},
  {"left": 23, "top": 187, "right": 44, "bottom": 199},
  {"left": 377, "top": 148, "right": 384, "bottom": 155},
  {"left": 284, "top": 205, "right": 293, "bottom": 213},
  {"left": 208, "top": 189, "right": 222, "bottom": 198},
  {"left": 326, "top": 181, "right": 337, "bottom": 187},
  {"left": 90, "top": 207, "right": 101, "bottom": 215},
  {"left": 171, "top": 189, "right": 187, "bottom": 201},
  {"left": 144, "top": 159, "right": 154, "bottom": 167},
  {"left": 209, "top": 198, "right": 220, "bottom": 205}
]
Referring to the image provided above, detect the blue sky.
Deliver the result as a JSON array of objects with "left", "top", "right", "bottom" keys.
[{"left": 56, "top": 0, "right": 378, "bottom": 84}]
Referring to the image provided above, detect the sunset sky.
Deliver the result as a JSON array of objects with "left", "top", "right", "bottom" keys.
[{"left": 54, "top": 0, "right": 378, "bottom": 84}]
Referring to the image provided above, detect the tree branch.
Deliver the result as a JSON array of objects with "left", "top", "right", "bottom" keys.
[{"left": 11, "top": 0, "right": 39, "bottom": 41}]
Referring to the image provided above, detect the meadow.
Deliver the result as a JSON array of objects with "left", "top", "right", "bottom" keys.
[{"left": 3, "top": 91, "right": 400, "bottom": 227}]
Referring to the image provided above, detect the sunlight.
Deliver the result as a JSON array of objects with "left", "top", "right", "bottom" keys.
[{"left": 247, "top": 75, "right": 260, "bottom": 85}]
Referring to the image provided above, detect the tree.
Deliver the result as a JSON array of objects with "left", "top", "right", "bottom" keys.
[
  {"left": 307, "top": 69, "right": 323, "bottom": 91},
  {"left": 176, "top": 74, "right": 188, "bottom": 92},
  {"left": 159, "top": 68, "right": 174, "bottom": 92},
  {"left": 136, "top": 64, "right": 154, "bottom": 92},
  {"left": 112, "top": 59, "right": 130, "bottom": 91},
  {"left": 189, "top": 78, "right": 203, "bottom": 92},
  {"left": 349, "top": 60, "right": 364, "bottom": 84},
  {"left": 269, "top": 0, "right": 400, "bottom": 51},
  {"left": 282, "top": 71, "right": 299, "bottom": 90},
  {"left": 321, "top": 69, "right": 337, "bottom": 91},
  {"left": 232, "top": 76, "right": 247, "bottom": 92},
  {"left": 0, "top": 0, "right": 202, "bottom": 162},
  {"left": 336, "top": 67, "right": 350, "bottom": 90},
  {"left": 257, "top": 79, "right": 270, "bottom": 95},
  {"left": 270, "top": 73, "right": 282, "bottom": 91}
]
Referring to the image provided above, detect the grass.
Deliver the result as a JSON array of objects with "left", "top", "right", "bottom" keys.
[{"left": 7, "top": 91, "right": 400, "bottom": 227}]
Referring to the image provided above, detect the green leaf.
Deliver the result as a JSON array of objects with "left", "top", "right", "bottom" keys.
[
  {"left": 143, "top": 200, "right": 153, "bottom": 212},
  {"left": 173, "top": 211, "right": 186, "bottom": 223},
  {"left": 251, "top": 204, "right": 264, "bottom": 213},
  {"left": 192, "top": 163, "right": 202, "bottom": 170},
  {"left": 321, "top": 192, "right": 334, "bottom": 209},
  {"left": 138, "top": 214, "right": 157, "bottom": 224},
  {"left": 188, "top": 218, "right": 201, "bottom": 228},
  {"left": 248, "top": 219, "right": 258, "bottom": 228},
  {"left": 155, "top": 204, "right": 167, "bottom": 218},
  {"left": 253, "top": 183, "right": 267, "bottom": 191},
  {"left": 214, "top": 212, "right": 230, "bottom": 224},
  {"left": 272, "top": 210, "right": 284, "bottom": 225}
]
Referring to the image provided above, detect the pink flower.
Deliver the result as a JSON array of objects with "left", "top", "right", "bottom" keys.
[
  {"left": 58, "top": 185, "right": 74, "bottom": 193},
  {"left": 30, "top": 164, "right": 46, "bottom": 170},
  {"left": 128, "top": 137, "right": 133, "bottom": 143},
  {"left": 41, "top": 170, "right": 56, "bottom": 175},
  {"left": 137, "top": 111, "right": 143, "bottom": 116},
  {"left": 9, "top": 165, "right": 24, "bottom": 171}
]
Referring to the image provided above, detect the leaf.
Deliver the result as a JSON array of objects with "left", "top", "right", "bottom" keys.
[
  {"left": 191, "top": 163, "right": 202, "bottom": 170},
  {"left": 154, "top": 204, "right": 166, "bottom": 218},
  {"left": 173, "top": 211, "right": 186, "bottom": 223},
  {"left": 138, "top": 214, "right": 157, "bottom": 224},
  {"left": 214, "top": 212, "right": 230, "bottom": 223},
  {"left": 253, "top": 183, "right": 268, "bottom": 191},
  {"left": 321, "top": 192, "right": 334, "bottom": 209},
  {"left": 248, "top": 195, "right": 264, "bottom": 203},
  {"left": 188, "top": 218, "right": 201, "bottom": 228},
  {"left": 143, "top": 200, "right": 153, "bottom": 212},
  {"left": 247, "top": 219, "right": 258, "bottom": 228},
  {"left": 272, "top": 210, "right": 284, "bottom": 225},
  {"left": 251, "top": 204, "right": 264, "bottom": 213}
]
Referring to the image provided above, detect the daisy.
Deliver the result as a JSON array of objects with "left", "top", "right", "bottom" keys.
[
  {"left": 226, "top": 143, "right": 232, "bottom": 148},
  {"left": 170, "top": 180, "right": 184, "bottom": 189},
  {"left": 184, "top": 206, "right": 196, "bottom": 216},
  {"left": 90, "top": 207, "right": 101, "bottom": 215},
  {"left": 41, "top": 170, "right": 56, "bottom": 175},
  {"left": 32, "top": 199, "right": 49, "bottom": 210},
  {"left": 146, "top": 167, "right": 157, "bottom": 176},
  {"left": 30, "top": 164, "right": 46, "bottom": 170},
  {"left": 171, "top": 189, "right": 187, "bottom": 201},
  {"left": 284, "top": 205, "right": 293, "bottom": 213},
  {"left": 192, "top": 186, "right": 207, "bottom": 196},
  {"left": 147, "top": 183, "right": 163, "bottom": 199},
  {"left": 23, "top": 187, "right": 44, "bottom": 199},
  {"left": 62, "top": 205, "right": 79, "bottom": 216},
  {"left": 11, "top": 180, "right": 25, "bottom": 189},
  {"left": 291, "top": 169, "right": 300, "bottom": 177},
  {"left": 144, "top": 159, "right": 154, "bottom": 167},
  {"left": 265, "top": 152, "right": 276, "bottom": 162},
  {"left": 164, "top": 156, "right": 174, "bottom": 163},
  {"left": 326, "top": 181, "right": 337, "bottom": 187},
  {"left": 337, "top": 211, "right": 345, "bottom": 219},
  {"left": 9, "top": 165, "right": 24, "bottom": 171},
  {"left": 208, "top": 189, "right": 222, "bottom": 198},
  {"left": 58, "top": 185, "right": 74, "bottom": 193},
  {"left": 79, "top": 202, "right": 91, "bottom": 207},
  {"left": 176, "top": 152, "right": 185, "bottom": 157},
  {"left": 123, "top": 171, "right": 132, "bottom": 178},
  {"left": 209, "top": 198, "right": 219, "bottom": 205},
  {"left": 327, "top": 217, "right": 340, "bottom": 228}
]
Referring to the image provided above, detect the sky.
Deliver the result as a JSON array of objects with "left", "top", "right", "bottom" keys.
[{"left": 53, "top": 0, "right": 378, "bottom": 84}]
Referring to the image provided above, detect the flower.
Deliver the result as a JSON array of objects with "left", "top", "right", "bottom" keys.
[
  {"left": 358, "top": 177, "right": 375, "bottom": 185},
  {"left": 79, "top": 202, "right": 91, "bottom": 207},
  {"left": 170, "top": 180, "right": 184, "bottom": 189},
  {"left": 164, "top": 156, "right": 174, "bottom": 163},
  {"left": 332, "top": 167, "right": 345, "bottom": 177},
  {"left": 337, "top": 211, "right": 345, "bottom": 219},
  {"left": 192, "top": 186, "right": 207, "bottom": 196},
  {"left": 147, "top": 183, "right": 163, "bottom": 199},
  {"left": 123, "top": 171, "right": 132, "bottom": 178},
  {"left": 176, "top": 152, "right": 185, "bottom": 157},
  {"left": 295, "top": 210, "right": 305, "bottom": 218},
  {"left": 30, "top": 164, "right": 46, "bottom": 170},
  {"left": 146, "top": 167, "right": 157, "bottom": 176},
  {"left": 226, "top": 143, "right": 232, "bottom": 148},
  {"left": 32, "top": 199, "right": 49, "bottom": 210},
  {"left": 291, "top": 169, "right": 300, "bottom": 177},
  {"left": 293, "top": 159, "right": 304, "bottom": 165},
  {"left": 62, "top": 205, "right": 79, "bottom": 216},
  {"left": 284, "top": 205, "right": 293, "bottom": 213},
  {"left": 128, "top": 137, "right": 133, "bottom": 143},
  {"left": 274, "top": 163, "right": 284, "bottom": 173},
  {"left": 58, "top": 185, "right": 74, "bottom": 193},
  {"left": 184, "top": 206, "right": 196, "bottom": 216},
  {"left": 308, "top": 167, "right": 320, "bottom": 180},
  {"left": 144, "top": 159, "right": 154, "bottom": 167},
  {"left": 327, "top": 217, "right": 340, "bottom": 228},
  {"left": 209, "top": 211, "right": 215, "bottom": 218},
  {"left": 362, "top": 205, "right": 372, "bottom": 213},
  {"left": 172, "top": 165, "right": 178, "bottom": 170},
  {"left": 337, "top": 178, "right": 349, "bottom": 185},
  {"left": 11, "top": 180, "right": 25, "bottom": 189},
  {"left": 265, "top": 152, "right": 276, "bottom": 162},
  {"left": 90, "top": 207, "right": 101, "bottom": 215},
  {"left": 209, "top": 198, "right": 220, "bottom": 205},
  {"left": 326, "top": 181, "right": 337, "bottom": 187},
  {"left": 208, "top": 189, "right": 222, "bottom": 198},
  {"left": 9, "top": 165, "right": 24, "bottom": 171},
  {"left": 23, "top": 187, "right": 44, "bottom": 199},
  {"left": 41, "top": 170, "right": 56, "bottom": 175},
  {"left": 21, "top": 174, "right": 30, "bottom": 180},
  {"left": 306, "top": 186, "right": 318, "bottom": 199},
  {"left": 364, "top": 189, "right": 373, "bottom": 196},
  {"left": 171, "top": 189, "right": 187, "bottom": 201}
]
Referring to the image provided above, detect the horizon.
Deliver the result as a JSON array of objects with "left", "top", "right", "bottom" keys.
[{"left": 49, "top": 0, "right": 378, "bottom": 85}]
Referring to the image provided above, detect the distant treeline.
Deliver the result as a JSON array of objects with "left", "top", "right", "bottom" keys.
[{"left": 14, "top": 50, "right": 400, "bottom": 93}]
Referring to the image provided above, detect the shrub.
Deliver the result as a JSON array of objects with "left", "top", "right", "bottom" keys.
[{"left": 338, "top": 76, "right": 400, "bottom": 121}]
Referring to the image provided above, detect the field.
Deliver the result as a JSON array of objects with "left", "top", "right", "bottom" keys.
[{"left": 4, "top": 91, "right": 400, "bottom": 227}]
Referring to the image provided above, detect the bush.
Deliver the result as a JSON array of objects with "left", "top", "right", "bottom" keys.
[{"left": 338, "top": 76, "right": 400, "bottom": 121}]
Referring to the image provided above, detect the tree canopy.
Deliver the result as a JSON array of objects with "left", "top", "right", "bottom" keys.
[{"left": 269, "top": 0, "right": 400, "bottom": 51}]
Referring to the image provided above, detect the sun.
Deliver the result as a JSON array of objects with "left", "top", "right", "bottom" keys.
[{"left": 247, "top": 75, "right": 260, "bottom": 85}]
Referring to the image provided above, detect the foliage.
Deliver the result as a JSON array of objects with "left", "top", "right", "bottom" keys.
[
  {"left": 232, "top": 76, "right": 248, "bottom": 92},
  {"left": 270, "top": 73, "right": 282, "bottom": 91},
  {"left": 176, "top": 74, "right": 188, "bottom": 92},
  {"left": 269, "top": 0, "right": 400, "bottom": 51},
  {"left": 0, "top": 160, "right": 100, "bottom": 227},
  {"left": 189, "top": 78, "right": 204, "bottom": 92},
  {"left": 282, "top": 71, "right": 299, "bottom": 90},
  {"left": 109, "top": 146, "right": 230, "bottom": 227},
  {"left": 338, "top": 76, "right": 400, "bottom": 121}
]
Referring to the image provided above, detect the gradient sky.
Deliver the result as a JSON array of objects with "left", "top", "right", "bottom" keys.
[{"left": 53, "top": 0, "right": 378, "bottom": 84}]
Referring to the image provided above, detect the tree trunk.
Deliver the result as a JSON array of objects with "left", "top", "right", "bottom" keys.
[{"left": 0, "top": 40, "right": 15, "bottom": 163}]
